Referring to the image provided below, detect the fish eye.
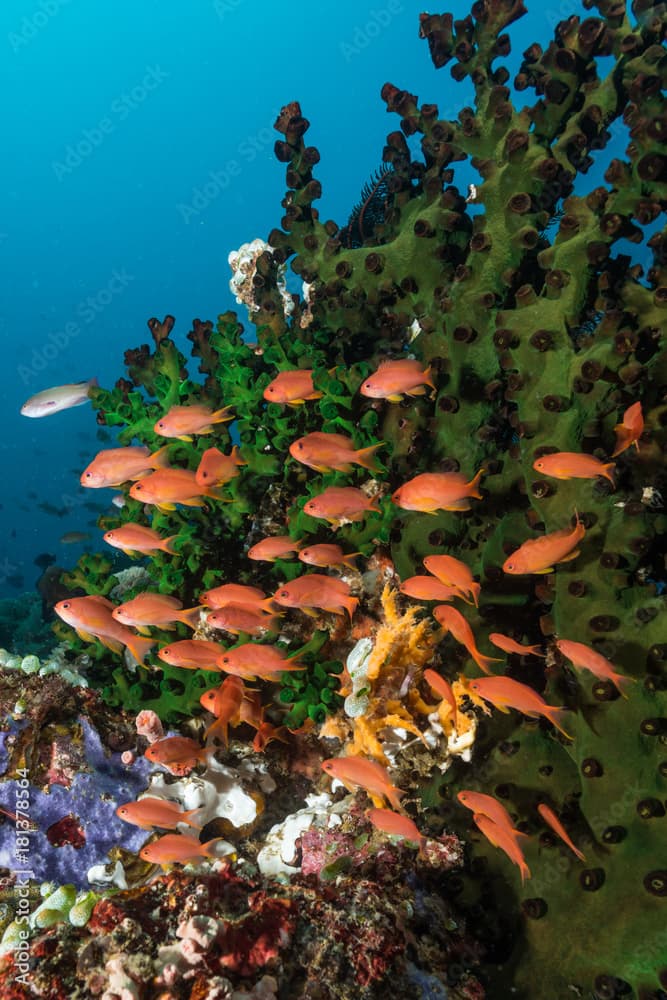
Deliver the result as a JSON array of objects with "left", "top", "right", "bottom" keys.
[
  {"left": 200, "top": 471, "right": 208, "bottom": 479},
  {"left": 267, "top": 387, "right": 274, "bottom": 394},
  {"left": 364, "top": 382, "right": 371, "bottom": 389},
  {"left": 157, "top": 421, "right": 164, "bottom": 428},
  {"left": 222, "top": 656, "right": 229, "bottom": 664},
  {"left": 85, "top": 472, "right": 91, "bottom": 479},
  {"left": 506, "top": 562, "right": 514, "bottom": 571},
  {"left": 297, "top": 442, "right": 303, "bottom": 449},
  {"left": 279, "top": 590, "right": 289, "bottom": 597},
  {"left": 62, "top": 602, "right": 69, "bottom": 609},
  {"left": 119, "top": 807, "right": 128, "bottom": 815}
]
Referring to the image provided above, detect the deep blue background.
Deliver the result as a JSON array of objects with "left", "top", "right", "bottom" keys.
[{"left": 0, "top": 0, "right": 640, "bottom": 601}]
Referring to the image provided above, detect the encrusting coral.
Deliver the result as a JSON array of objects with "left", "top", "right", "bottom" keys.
[{"left": 1, "top": 0, "right": 666, "bottom": 997}]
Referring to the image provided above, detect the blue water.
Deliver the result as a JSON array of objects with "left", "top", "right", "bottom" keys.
[{"left": 0, "top": 0, "right": 644, "bottom": 602}]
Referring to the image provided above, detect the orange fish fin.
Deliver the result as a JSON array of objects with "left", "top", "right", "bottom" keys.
[
  {"left": 355, "top": 443, "right": 384, "bottom": 472},
  {"left": 136, "top": 625, "right": 157, "bottom": 636},
  {"left": 149, "top": 444, "right": 172, "bottom": 468},
  {"left": 475, "top": 653, "right": 503, "bottom": 675},
  {"left": 179, "top": 607, "right": 202, "bottom": 630},
  {"left": 612, "top": 673, "right": 635, "bottom": 699},
  {"left": 406, "top": 385, "right": 427, "bottom": 396},
  {"left": 202, "top": 836, "right": 227, "bottom": 858},
  {"left": 442, "top": 500, "right": 470, "bottom": 511},
  {"left": 176, "top": 434, "right": 194, "bottom": 443},
  {"left": 178, "top": 497, "right": 205, "bottom": 507},
  {"left": 386, "top": 393, "right": 404, "bottom": 403},
  {"left": 342, "top": 553, "right": 361, "bottom": 569},
  {"left": 98, "top": 635, "right": 125, "bottom": 654},
  {"left": 87, "top": 595, "right": 115, "bottom": 610},
  {"left": 300, "top": 607, "right": 320, "bottom": 618},
  {"left": 557, "top": 549, "right": 580, "bottom": 564},
  {"left": 465, "top": 467, "right": 485, "bottom": 499},
  {"left": 211, "top": 406, "right": 234, "bottom": 423},
  {"left": 286, "top": 398, "right": 306, "bottom": 406},
  {"left": 344, "top": 596, "right": 359, "bottom": 620},
  {"left": 126, "top": 635, "right": 157, "bottom": 664},
  {"left": 601, "top": 463, "right": 616, "bottom": 484},
  {"left": 423, "top": 366, "right": 436, "bottom": 391},
  {"left": 75, "top": 628, "right": 97, "bottom": 644},
  {"left": 160, "top": 535, "right": 179, "bottom": 555},
  {"left": 156, "top": 503, "right": 177, "bottom": 512},
  {"left": 545, "top": 707, "right": 574, "bottom": 740}
]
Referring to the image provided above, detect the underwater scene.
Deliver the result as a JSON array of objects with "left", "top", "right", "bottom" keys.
[{"left": 1, "top": 0, "right": 666, "bottom": 997}]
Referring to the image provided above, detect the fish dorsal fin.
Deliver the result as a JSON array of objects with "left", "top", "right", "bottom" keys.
[{"left": 86, "top": 595, "right": 114, "bottom": 610}]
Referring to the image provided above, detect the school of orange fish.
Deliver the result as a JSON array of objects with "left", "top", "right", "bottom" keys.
[{"left": 52, "top": 362, "right": 643, "bottom": 875}]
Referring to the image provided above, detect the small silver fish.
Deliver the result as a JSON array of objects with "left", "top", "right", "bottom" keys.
[
  {"left": 21, "top": 378, "right": 98, "bottom": 418},
  {"left": 59, "top": 531, "right": 91, "bottom": 545}
]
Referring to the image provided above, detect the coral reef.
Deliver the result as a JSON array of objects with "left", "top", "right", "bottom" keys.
[{"left": 3, "top": 0, "right": 666, "bottom": 997}]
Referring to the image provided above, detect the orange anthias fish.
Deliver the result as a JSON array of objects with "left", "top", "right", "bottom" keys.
[
  {"left": 556, "top": 638, "right": 634, "bottom": 698},
  {"left": 200, "top": 676, "right": 247, "bottom": 744},
  {"left": 359, "top": 359, "right": 435, "bottom": 402},
  {"left": 247, "top": 535, "right": 303, "bottom": 562},
  {"left": 367, "top": 807, "right": 425, "bottom": 851},
  {"left": 139, "top": 833, "right": 224, "bottom": 865},
  {"left": 423, "top": 554, "right": 481, "bottom": 607},
  {"left": 103, "top": 524, "right": 178, "bottom": 557},
  {"left": 252, "top": 721, "right": 289, "bottom": 753},
  {"left": 488, "top": 633, "right": 545, "bottom": 658},
  {"left": 423, "top": 668, "right": 457, "bottom": 716},
  {"left": 400, "top": 576, "right": 460, "bottom": 603},
  {"left": 473, "top": 812, "right": 531, "bottom": 884},
  {"left": 289, "top": 432, "right": 383, "bottom": 473},
  {"left": 112, "top": 593, "right": 201, "bottom": 632},
  {"left": 272, "top": 574, "right": 358, "bottom": 619},
  {"left": 157, "top": 639, "right": 225, "bottom": 672},
  {"left": 457, "top": 790, "right": 522, "bottom": 835},
  {"left": 144, "top": 735, "right": 212, "bottom": 773},
  {"left": 116, "top": 797, "right": 202, "bottom": 831},
  {"left": 199, "top": 583, "right": 271, "bottom": 610},
  {"left": 612, "top": 401, "right": 644, "bottom": 457},
  {"left": 80, "top": 445, "right": 171, "bottom": 488},
  {"left": 537, "top": 802, "right": 586, "bottom": 862},
  {"left": 532, "top": 452, "right": 615, "bottom": 485},
  {"left": 298, "top": 544, "right": 359, "bottom": 571},
  {"left": 129, "top": 469, "right": 223, "bottom": 511},
  {"left": 322, "top": 757, "right": 404, "bottom": 811},
  {"left": 153, "top": 403, "right": 233, "bottom": 441},
  {"left": 218, "top": 642, "right": 305, "bottom": 680},
  {"left": 195, "top": 446, "right": 246, "bottom": 487},
  {"left": 502, "top": 512, "right": 585, "bottom": 575},
  {"left": 207, "top": 604, "right": 279, "bottom": 637},
  {"left": 54, "top": 596, "right": 155, "bottom": 664},
  {"left": 304, "top": 487, "right": 381, "bottom": 528},
  {"left": 467, "top": 676, "right": 573, "bottom": 739},
  {"left": 392, "top": 469, "right": 484, "bottom": 513},
  {"left": 263, "top": 369, "right": 323, "bottom": 406},
  {"left": 433, "top": 605, "right": 502, "bottom": 675}
]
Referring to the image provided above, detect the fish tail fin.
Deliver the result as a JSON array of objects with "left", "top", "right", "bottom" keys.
[
  {"left": 423, "top": 365, "right": 436, "bottom": 391},
  {"left": 204, "top": 486, "right": 230, "bottom": 502},
  {"left": 386, "top": 787, "right": 405, "bottom": 813},
  {"left": 87, "top": 377, "right": 99, "bottom": 393},
  {"left": 160, "top": 535, "right": 180, "bottom": 555},
  {"left": 260, "top": 597, "right": 277, "bottom": 613},
  {"left": 466, "top": 467, "right": 485, "bottom": 499},
  {"left": 613, "top": 672, "right": 635, "bottom": 699},
  {"left": 344, "top": 596, "right": 359, "bottom": 620},
  {"left": 149, "top": 444, "right": 172, "bottom": 469},
  {"left": 342, "top": 552, "right": 361, "bottom": 570},
  {"left": 475, "top": 652, "right": 503, "bottom": 675},
  {"left": 202, "top": 837, "right": 226, "bottom": 858},
  {"left": 356, "top": 441, "right": 385, "bottom": 472},
  {"left": 546, "top": 707, "right": 574, "bottom": 740},
  {"left": 179, "top": 606, "right": 202, "bottom": 630},
  {"left": 211, "top": 406, "right": 234, "bottom": 424},
  {"left": 205, "top": 718, "right": 229, "bottom": 746},
  {"left": 602, "top": 462, "right": 616, "bottom": 485},
  {"left": 519, "top": 858, "right": 532, "bottom": 884},
  {"left": 125, "top": 634, "right": 156, "bottom": 664},
  {"left": 470, "top": 582, "right": 481, "bottom": 608},
  {"left": 229, "top": 445, "right": 247, "bottom": 466}
]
